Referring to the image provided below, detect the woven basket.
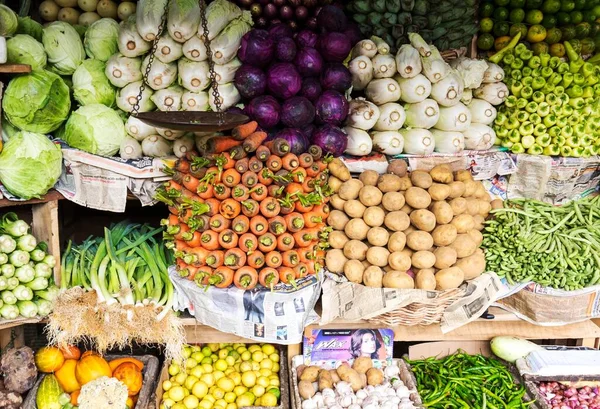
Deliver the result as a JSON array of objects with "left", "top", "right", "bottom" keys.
[{"left": 367, "top": 287, "right": 465, "bottom": 326}]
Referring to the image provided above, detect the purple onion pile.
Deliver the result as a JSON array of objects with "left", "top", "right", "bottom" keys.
[{"left": 538, "top": 381, "right": 600, "bottom": 409}]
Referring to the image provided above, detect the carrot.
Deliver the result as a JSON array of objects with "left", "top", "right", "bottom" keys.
[
  {"left": 232, "top": 121, "right": 258, "bottom": 140},
  {"left": 313, "top": 203, "right": 330, "bottom": 219},
  {"left": 189, "top": 166, "right": 208, "bottom": 180},
  {"left": 316, "top": 160, "right": 328, "bottom": 172},
  {"left": 182, "top": 174, "right": 200, "bottom": 192},
  {"left": 265, "top": 251, "right": 283, "bottom": 268},
  {"left": 174, "top": 240, "right": 188, "bottom": 251},
  {"left": 259, "top": 267, "right": 280, "bottom": 288},
  {"left": 209, "top": 214, "right": 230, "bottom": 232},
  {"left": 279, "top": 200, "right": 295, "bottom": 215},
  {"left": 293, "top": 229, "right": 317, "bottom": 247},
  {"left": 197, "top": 182, "right": 214, "bottom": 200},
  {"left": 298, "top": 246, "right": 314, "bottom": 264},
  {"left": 194, "top": 266, "right": 212, "bottom": 287},
  {"left": 205, "top": 250, "right": 224, "bottom": 268},
  {"left": 284, "top": 212, "right": 305, "bottom": 232},
  {"left": 175, "top": 158, "right": 190, "bottom": 173},
  {"left": 294, "top": 262, "right": 309, "bottom": 278},
  {"left": 235, "top": 157, "right": 250, "bottom": 174},
  {"left": 177, "top": 262, "right": 198, "bottom": 280},
  {"left": 303, "top": 211, "right": 323, "bottom": 228},
  {"left": 233, "top": 266, "right": 258, "bottom": 290},
  {"left": 301, "top": 177, "right": 316, "bottom": 193},
  {"left": 184, "top": 247, "right": 209, "bottom": 266},
  {"left": 182, "top": 230, "right": 202, "bottom": 247},
  {"left": 230, "top": 145, "right": 248, "bottom": 160},
  {"left": 209, "top": 266, "right": 234, "bottom": 288},
  {"left": 292, "top": 167, "right": 307, "bottom": 183},
  {"left": 298, "top": 153, "right": 314, "bottom": 168},
  {"left": 241, "top": 199, "right": 260, "bottom": 218},
  {"left": 255, "top": 145, "right": 271, "bottom": 162},
  {"left": 277, "top": 233, "right": 295, "bottom": 251},
  {"left": 306, "top": 163, "right": 321, "bottom": 178},
  {"left": 285, "top": 182, "right": 304, "bottom": 195},
  {"left": 282, "top": 153, "right": 299, "bottom": 170},
  {"left": 248, "top": 156, "right": 263, "bottom": 173},
  {"left": 218, "top": 229, "right": 239, "bottom": 249},
  {"left": 260, "top": 197, "right": 281, "bottom": 218},
  {"left": 266, "top": 155, "right": 283, "bottom": 172},
  {"left": 250, "top": 184, "right": 268, "bottom": 202},
  {"left": 168, "top": 205, "right": 180, "bottom": 215},
  {"left": 267, "top": 184, "right": 284, "bottom": 198},
  {"left": 264, "top": 138, "right": 290, "bottom": 156},
  {"left": 169, "top": 222, "right": 189, "bottom": 240},
  {"left": 205, "top": 166, "right": 222, "bottom": 184},
  {"left": 295, "top": 200, "right": 313, "bottom": 213},
  {"left": 200, "top": 230, "right": 220, "bottom": 250},
  {"left": 231, "top": 185, "right": 250, "bottom": 202},
  {"left": 258, "top": 169, "right": 273, "bottom": 186},
  {"left": 241, "top": 171, "right": 258, "bottom": 188},
  {"left": 274, "top": 170, "right": 292, "bottom": 186},
  {"left": 219, "top": 198, "right": 241, "bottom": 219},
  {"left": 213, "top": 183, "right": 231, "bottom": 201},
  {"left": 247, "top": 251, "right": 265, "bottom": 269},
  {"left": 243, "top": 131, "right": 268, "bottom": 152},
  {"left": 268, "top": 216, "right": 287, "bottom": 236},
  {"left": 162, "top": 213, "right": 180, "bottom": 227},
  {"left": 224, "top": 248, "right": 247, "bottom": 270},
  {"left": 249, "top": 215, "right": 268, "bottom": 236},
  {"left": 222, "top": 168, "right": 241, "bottom": 187},
  {"left": 232, "top": 215, "right": 250, "bottom": 235},
  {"left": 258, "top": 233, "right": 277, "bottom": 253},
  {"left": 206, "top": 136, "right": 242, "bottom": 154},
  {"left": 278, "top": 266, "right": 296, "bottom": 285},
  {"left": 282, "top": 250, "right": 300, "bottom": 267},
  {"left": 204, "top": 198, "right": 221, "bottom": 217},
  {"left": 308, "top": 145, "right": 323, "bottom": 160},
  {"left": 218, "top": 152, "right": 235, "bottom": 169},
  {"left": 239, "top": 233, "right": 258, "bottom": 254}
]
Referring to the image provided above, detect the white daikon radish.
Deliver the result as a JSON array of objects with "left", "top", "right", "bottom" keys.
[
  {"left": 372, "top": 54, "right": 396, "bottom": 79},
  {"left": 349, "top": 56, "right": 373, "bottom": 91},
  {"left": 404, "top": 99, "right": 439, "bottom": 129},
  {"left": 344, "top": 127, "right": 372, "bottom": 156},
  {"left": 463, "top": 124, "right": 496, "bottom": 150},
  {"left": 372, "top": 131, "right": 404, "bottom": 155},
  {"left": 468, "top": 99, "right": 497, "bottom": 125},
  {"left": 435, "top": 103, "right": 472, "bottom": 132},
  {"left": 397, "top": 74, "right": 431, "bottom": 104},
  {"left": 346, "top": 99, "right": 380, "bottom": 130},
  {"left": 365, "top": 78, "right": 401, "bottom": 105},
  {"left": 374, "top": 103, "right": 405, "bottom": 131},
  {"left": 400, "top": 128, "right": 435, "bottom": 155},
  {"left": 431, "top": 129, "right": 465, "bottom": 153}
]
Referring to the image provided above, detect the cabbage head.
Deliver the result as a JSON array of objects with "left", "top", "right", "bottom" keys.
[
  {"left": 63, "top": 104, "right": 126, "bottom": 156},
  {"left": 6, "top": 35, "right": 47, "bottom": 71},
  {"left": 84, "top": 18, "right": 119, "bottom": 61},
  {"left": 0, "top": 5, "right": 17, "bottom": 36},
  {"left": 16, "top": 16, "right": 43, "bottom": 41},
  {"left": 0, "top": 131, "right": 63, "bottom": 199},
  {"left": 42, "top": 22, "right": 85, "bottom": 75},
  {"left": 2, "top": 70, "right": 71, "bottom": 134},
  {"left": 73, "top": 59, "right": 116, "bottom": 107}
]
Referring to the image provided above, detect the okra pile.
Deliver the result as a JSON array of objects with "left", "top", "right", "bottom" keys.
[{"left": 483, "top": 195, "right": 600, "bottom": 290}]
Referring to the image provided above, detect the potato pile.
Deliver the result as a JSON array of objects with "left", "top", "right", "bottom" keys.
[{"left": 325, "top": 162, "right": 491, "bottom": 291}]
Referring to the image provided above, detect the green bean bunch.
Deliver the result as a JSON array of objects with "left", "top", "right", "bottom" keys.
[
  {"left": 406, "top": 352, "right": 532, "bottom": 408},
  {"left": 483, "top": 195, "right": 600, "bottom": 290}
]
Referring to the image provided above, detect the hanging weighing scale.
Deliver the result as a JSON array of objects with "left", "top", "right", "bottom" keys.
[{"left": 131, "top": 0, "right": 248, "bottom": 132}]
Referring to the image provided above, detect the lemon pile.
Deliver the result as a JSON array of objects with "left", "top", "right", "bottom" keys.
[{"left": 160, "top": 343, "right": 281, "bottom": 409}]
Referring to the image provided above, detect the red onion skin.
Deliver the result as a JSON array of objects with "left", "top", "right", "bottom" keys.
[
  {"left": 239, "top": 0, "right": 253, "bottom": 6},
  {"left": 288, "top": 0, "right": 301, "bottom": 6},
  {"left": 539, "top": 382, "right": 600, "bottom": 409},
  {"left": 263, "top": 3, "right": 278, "bottom": 18},
  {"left": 302, "top": 0, "right": 317, "bottom": 7},
  {"left": 280, "top": 5, "right": 294, "bottom": 19},
  {"left": 306, "top": 16, "right": 317, "bottom": 30},
  {"left": 295, "top": 5, "right": 308, "bottom": 20},
  {"left": 273, "top": 0, "right": 286, "bottom": 6}
]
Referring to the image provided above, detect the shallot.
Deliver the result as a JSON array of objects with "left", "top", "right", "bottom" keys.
[{"left": 538, "top": 381, "right": 600, "bottom": 409}]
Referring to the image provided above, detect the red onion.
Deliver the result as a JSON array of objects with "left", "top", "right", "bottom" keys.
[
  {"left": 273, "top": 0, "right": 286, "bottom": 6},
  {"left": 250, "top": 4, "right": 262, "bottom": 16},
  {"left": 295, "top": 5, "right": 309, "bottom": 20},
  {"left": 302, "top": 0, "right": 317, "bottom": 7},
  {"left": 306, "top": 16, "right": 317, "bottom": 29},
  {"left": 258, "top": 0, "right": 270, "bottom": 4},
  {"left": 280, "top": 5, "right": 294, "bottom": 19},
  {"left": 288, "top": 0, "right": 301, "bottom": 6},
  {"left": 239, "top": 0, "right": 253, "bottom": 6},
  {"left": 288, "top": 20, "right": 298, "bottom": 30},
  {"left": 538, "top": 381, "right": 600, "bottom": 409},
  {"left": 256, "top": 17, "right": 268, "bottom": 27},
  {"left": 263, "top": 3, "right": 278, "bottom": 18}
]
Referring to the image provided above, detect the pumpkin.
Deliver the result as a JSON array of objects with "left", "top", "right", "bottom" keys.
[
  {"left": 109, "top": 357, "right": 144, "bottom": 372},
  {"left": 70, "top": 390, "right": 80, "bottom": 405},
  {"left": 75, "top": 355, "right": 111, "bottom": 385},
  {"left": 113, "top": 362, "right": 143, "bottom": 396},
  {"left": 55, "top": 359, "right": 81, "bottom": 393},
  {"left": 35, "top": 347, "right": 65, "bottom": 373},
  {"left": 36, "top": 374, "right": 64, "bottom": 409},
  {"left": 60, "top": 345, "right": 81, "bottom": 360},
  {"left": 126, "top": 395, "right": 138, "bottom": 409},
  {"left": 81, "top": 350, "right": 99, "bottom": 358}
]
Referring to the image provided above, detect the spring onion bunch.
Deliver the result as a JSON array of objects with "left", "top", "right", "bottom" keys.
[
  {"left": 0, "top": 212, "right": 58, "bottom": 320},
  {"left": 61, "top": 222, "right": 175, "bottom": 320},
  {"left": 494, "top": 42, "right": 600, "bottom": 157}
]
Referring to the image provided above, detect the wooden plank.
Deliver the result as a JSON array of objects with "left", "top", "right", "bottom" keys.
[
  {"left": 184, "top": 324, "right": 257, "bottom": 344},
  {"left": 0, "top": 190, "right": 64, "bottom": 208},
  {"left": 31, "top": 199, "right": 61, "bottom": 283},
  {"left": 0, "top": 64, "right": 32, "bottom": 74},
  {"left": 0, "top": 318, "right": 40, "bottom": 332}
]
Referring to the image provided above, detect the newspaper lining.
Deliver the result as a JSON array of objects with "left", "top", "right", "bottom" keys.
[{"left": 170, "top": 268, "right": 322, "bottom": 344}]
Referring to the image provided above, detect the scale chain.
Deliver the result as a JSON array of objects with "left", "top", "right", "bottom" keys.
[{"left": 199, "top": 0, "right": 224, "bottom": 124}]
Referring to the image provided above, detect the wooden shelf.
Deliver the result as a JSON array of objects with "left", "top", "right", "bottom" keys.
[
  {"left": 0, "top": 317, "right": 42, "bottom": 331},
  {"left": 0, "top": 190, "right": 64, "bottom": 208},
  {"left": 0, "top": 64, "right": 32, "bottom": 74}
]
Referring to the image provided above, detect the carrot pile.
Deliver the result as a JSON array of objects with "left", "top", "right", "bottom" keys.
[{"left": 156, "top": 121, "right": 332, "bottom": 291}]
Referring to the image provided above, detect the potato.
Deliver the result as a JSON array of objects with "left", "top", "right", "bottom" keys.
[
  {"left": 463, "top": 180, "right": 478, "bottom": 197},
  {"left": 410, "top": 170, "right": 433, "bottom": 189},
  {"left": 429, "top": 201, "right": 452, "bottom": 225},
  {"left": 359, "top": 186, "right": 383, "bottom": 207},
  {"left": 330, "top": 194, "right": 346, "bottom": 210},
  {"left": 491, "top": 198, "right": 503, "bottom": 209},
  {"left": 300, "top": 366, "right": 321, "bottom": 382},
  {"left": 299, "top": 380, "right": 316, "bottom": 399},
  {"left": 339, "top": 179, "right": 363, "bottom": 200},
  {"left": 415, "top": 269, "right": 436, "bottom": 290},
  {"left": 328, "top": 158, "right": 351, "bottom": 181},
  {"left": 296, "top": 365, "right": 307, "bottom": 380},
  {"left": 325, "top": 249, "right": 348, "bottom": 273},
  {"left": 363, "top": 266, "right": 383, "bottom": 287},
  {"left": 448, "top": 181, "right": 466, "bottom": 198},
  {"left": 344, "top": 240, "right": 368, "bottom": 261},
  {"left": 364, "top": 206, "right": 386, "bottom": 227},
  {"left": 366, "top": 368, "right": 384, "bottom": 386},
  {"left": 400, "top": 204, "right": 413, "bottom": 214},
  {"left": 352, "top": 357, "right": 373, "bottom": 374},
  {"left": 467, "top": 229, "right": 483, "bottom": 246},
  {"left": 382, "top": 270, "right": 414, "bottom": 289},
  {"left": 398, "top": 176, "right": 412, "bottom": 191},
  {"left": 432, "top": 224, "right": 458, "bottom": 247},
  {"left": 388, "top": 251, "right": 411, "bottom": 271},
  {"left": 359, "top": 170, "right": 379, "bottom": 186},
  {"left": 344, "top": 200, "right": 367, "bottom": 218},
  {"left": 328, "top": 176, "right": 343, "bottom": 193},
  {"left": 466, "top": 198, "right": 480, "bottom": 216},
  {"left": 429, "top": 165, "right": 452, "bottom": 184},
  {"left": 428, "top": 183, "right": 451, "bottom": 201},
  {"left": 329, "top": 370, "right": 341, "bottom": 384},
  {"left": 478, "top": 200, "right": 492, "bottom": 217},
  {"left": 449, "top": 234, "right": 477, "bottom": 258},
  {"left": 330, "top": 231, "right": 349, "bottom": 249},
  {"left": 435, "top": 267, "right": 465, "bottom": 290},
  {"left": 387, "top": 232, "right": 406, "bottom": 252},
  {"left": 384, "top": 211, "right": 410, "bottom": 231},
  {"left": 377, "top": 174, "right": 402, "bottom": 192},
  {"left": 410, "top": 251, "right": 434, "bottom": 269},
  {"left": 403, "top": 225, "right": 417, "bottom": 235},
  {"left": 406, "top": 231, "right": 434, "bottom": 251},
  {"left": 336, "top": 364, "right": 352, "bottom": 377},
  {"left": 328, "top": 210, "right": 350, "bottom": 230},
  {"left": 361, "top": 260, "right": 371, "bottom": 268},
  {"left": 451, "top": 214, "right": 475, "bottom": 233},
  {"left": 318, "top": 370, "right": 333, "bottom": 391},
  {"left": 368, "top": 227, "right": 389, "bottom": 247},
  {"left": 449, "top": 197, "right": 467, "bottom": 215},
  {"left": 454, "top": 252, "right": 486, "bottom": 280},
  {"left": 399, "top": 248, "right": 414, "bottom": 259},
  {"left": 475, "top": 183, "right": 490, "bottom": 200},
  {"left": 472, "top": 216, "right": 485, "bottom": 231},
  {"left": 382, "top": 192, "right": 405, "bottom": 211},
  {"left": 454, "top": 169, "right": 473, "bottom": 182},
  {"left": 405, "top": 187, "right": 432, "bottom": 209},
  {"left": 345, "top": 371, "right": 363, "bottom": 392},
  {"left": 345, "top": 218, "right": 370, "bottom": 240},
  {"left": 387, "top": 159, "right": 408, "bottom": 176},
  {"left": 344, "top": 260, "right": 365, "bottom": 283},
  {"left": 367, "top": 247, "right": 390, "bottom": 267},
  {"left": 359, "top": 373, "right": 367, "bottom": 388},
  {"left": 410, "top": 209, "right": 437, "bottom": 232},
  {"left": 433, "top": 246, "right": 458, "bottom": 269}
]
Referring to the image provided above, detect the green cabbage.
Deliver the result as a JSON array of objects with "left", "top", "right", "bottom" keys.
[
  {"left": 72, "top": 59, "right": 116, "bottom": 107},
  {"left": 84, "top": 18, "right": 119, "bottom": 61},
  {"left": 42, "top": 22, "right": 86, "bottom": 75},
  {"left": 63, "top": 104, "right": 126, "bottom": 156},
  {"left": 16, "top": 16, "right": 43, "bottom": 41},
  {"left": 6, "top": 35, "right": 47, "bottom": 71},
  {"left": 0, "top": 131, "right": 63, "bottom": 200},
  {"left": 0, "top": 5, "right": 17, "bottom": 37},
  {"left": 2, "top": 70, "right": 71, "bottom": 134}
]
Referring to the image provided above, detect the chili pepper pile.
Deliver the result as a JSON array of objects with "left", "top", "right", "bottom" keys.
[
  {"left": 406, "top": 352, "right": 532, "bottom": 408},
  {"left": 483, "top": 195, "right": 600, "bottom": 290},
  {"left": 156, "top": 121, "right": 331, "bottom": 291}
]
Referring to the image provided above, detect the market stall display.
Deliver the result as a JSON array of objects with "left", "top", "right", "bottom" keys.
[{"left": 38, "top": 0, "right": 135, "bottom": 25}]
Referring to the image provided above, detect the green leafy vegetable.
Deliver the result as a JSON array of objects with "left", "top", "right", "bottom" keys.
[
  {"left": 42, "top": 21, "right": 86, "bottom": 75},
  {"left": 0, "top": 4, "right": 17, "bottom": 36},
  {"left": 63, "top": 104, "right": 125, "bottom": 156},
  {"left": 72, "top": 59, "right": 116, "bottom": 107},
  {"left": 84, "top": 18, "right": 119, "bottom": 62},
  {"left": 6, "top": 34, "right": 47, "bottom": 71}
]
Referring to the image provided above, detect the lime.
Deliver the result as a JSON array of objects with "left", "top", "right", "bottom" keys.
[
  {"left": 526, "top": 0, "right": 543, "bottom": 8},
  {"left": 550, "top": 42, "right": 566, "bottom": 56},
  {"left": 201, "top": 346, "right": 212, "bottom": 357},
  {"left": 185, "top": 376, "right": 200, "bottom": 391},
  {"left": 525, "top": 9, "right": 545, "bottom": 23},
  {"left": 561, "top": 0, "right": 576, "bottom": 11},
  {"left": 510, "top": 8, "right": 526, "bottom": 22},
  {"left": 571, "top": 10, "right": 583, "bottom": 24},
  {"left": 494, "top": 21, "right": 511, "bottom": 36},
  {"left": 584, "top": 13, "right": 597, "bottom": 23},
  {"left": 527, "top": 24, "right": 548, "bottom": 41},
  {"left": 575, "top": 21, "right": 591, "bottom": 37},
  {"left": 581, "top": 37, "right": 596, "bottom": 53},
  {"left": 511, "top": 23, "right": 529, "bottom": 37},
  {"left": 541, "top": 0, "right": 561, "bottom": 12},
  {"left": 542, "top": 14, "right": 557, "bottom": 27},
  {"left": 481, "top": 2, "right": 495, "bottom": 17},
  {"left": 478, "top": 33, "right": 495, "bottom": 50},
  {"left": 574, "top": 0, "right": 586, "bottom": 9},
  {"left": 495, "top": 0, "right": 510, "bottom": 5},
  {"left": 545, "top": 27, "right": 563, "bottom": 43},
  {"left": 241, "top": 372, "right": 256, "bottom": 387},
  {"left": 495, "top": 35, "right": 512, "bottom": 50},
  {"left": 493, "top": 6, "right": 510, "bottom": 20},
  {"left": 557, "top": 11, "right": 572, "bottom": 24},
  {"left": 532, "top": 42, "right": 550, "bottom": 54},
  {"left": 561, "top": 24, "right": 577, "bottom": 39},
  {"left": 170, "top": 386, "right": 186, "bottom": 402}
]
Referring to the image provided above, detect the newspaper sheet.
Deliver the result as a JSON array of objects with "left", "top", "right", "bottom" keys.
[
  {"left": 320, "top": 272, "right": 506, "bottom": 333},
  {"left": 170, "top": 269, "right": 322, "bottom": 344},
  {"left": 507, "top": 154, "right": 600, "bottom": 204}
]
